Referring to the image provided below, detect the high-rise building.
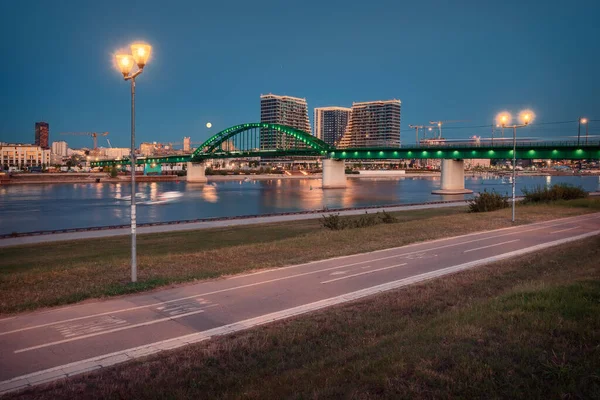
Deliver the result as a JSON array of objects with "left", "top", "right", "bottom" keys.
[
  {"left": 183, "top": 137, "right": 191, "bottom": 152},
  {"left": 51, "top": 141, "right": 69, "bottom": 156},
  {"left": 35, "top": 122, "right": 50, "bottom": 149},
  {"left": 260, "top": 94, "right": 311, "bottom": 150},
  {"left": 314, "top": 107, "right": 352, "bottom": 146},
  {"left": 337, "top": 100, "right": 401, "bottom": 148}
]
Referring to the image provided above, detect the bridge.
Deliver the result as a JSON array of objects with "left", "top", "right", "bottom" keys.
[{"left": 91, "top": 122, "right": 600, "bottom": 192}]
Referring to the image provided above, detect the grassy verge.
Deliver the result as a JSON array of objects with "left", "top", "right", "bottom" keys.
[
  {"left": 8, "top": 235, "right": 600, "bottom": 399},
  {"left": 1, "top": 199, "right": 599, "bottom": 314}
]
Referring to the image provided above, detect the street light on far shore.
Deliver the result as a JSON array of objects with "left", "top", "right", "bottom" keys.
[
  {"left": 114, "top": 42, "right": 152, "bottom": 283},
  {"left": 579, "top": 117, "right": 588, "bottom": 145}
]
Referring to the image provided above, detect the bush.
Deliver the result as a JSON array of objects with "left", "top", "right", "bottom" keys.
[
  {"left": 110, "top": 165, "right": 118, "bottom": 178},
  {"left": 468, "top": 190, "right": 509, "bottom": 213},
  {"left": 522, "top": 184, "right": 588, "bottom": 203},
  {"left": 321, "top": 211, "right": 399, "bottom": 230},
  {"left": 321, "top": 213, "right": 345, "bottom": 230}
]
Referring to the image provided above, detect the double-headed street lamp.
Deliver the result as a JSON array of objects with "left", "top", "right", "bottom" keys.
[
  {"left": 496, "top": 110, "right": 535, "bottom": 223},
  {"left": 115, "top": 42, "right": 152, "bottom": 283}
]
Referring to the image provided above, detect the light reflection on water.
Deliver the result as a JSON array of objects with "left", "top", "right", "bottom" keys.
[{"left": 0, "top": 175, "right": 598, "bottom": 234}]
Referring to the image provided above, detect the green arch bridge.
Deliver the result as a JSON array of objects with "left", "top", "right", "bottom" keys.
[{"left": 90, "top": 122, "right": 600, "bottom": 168}]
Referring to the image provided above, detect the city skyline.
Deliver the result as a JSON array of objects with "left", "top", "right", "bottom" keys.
[{"left": 1, "top": 0, "right": 599, "bottom": 148}]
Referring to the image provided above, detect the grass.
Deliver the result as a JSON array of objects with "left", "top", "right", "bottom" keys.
[
  {"left": 7, "top": 234, "right": 600, "bottom": 399},
  {"left": 0, "top": 200, "right": 599, "bottom": 314}
]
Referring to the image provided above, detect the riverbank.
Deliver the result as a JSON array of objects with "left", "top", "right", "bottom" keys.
[
  {"left": 1, "top": 199, "right": 599, "bottom": 314},
  {"left": 4, "top": 233, "right": 600, "bottom": 399},
  {"left": 0, "top": 171, "right": 442, "bottom": 184}
]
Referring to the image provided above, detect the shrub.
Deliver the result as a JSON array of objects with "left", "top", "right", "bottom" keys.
[
  {"left": 321, "top": 213, "right": 346, "bottom": 230},
  {"left": 110, "top": 165, "right": 118, "bottom": 178},
  {"left": 522, "top": 184, "right": 588, "bottom": 203},
  {"left": 321, "top": 211, "right": 399, "bottom": 230},
  {"left": 468, "top": 190, "right": 509, "bottom": 213}
]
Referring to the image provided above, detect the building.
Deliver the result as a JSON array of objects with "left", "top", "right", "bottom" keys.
[
  {"left": 51, "top": 141, "right": 69, "bottom": 156},
  {"left": 337, "top": 100, "right": 401, "bottom": 148},
  {"left": 183, "top": 137, "right": 191, "bottom": 152},
  {"left": 103, "top": 148, "right": 130, "bottom": 159},
  {"left": 1, "top": 144, "right": 51, "bottom": 169},
  {"left": 314, "top": 107, "right": 352, "bottom": 146},
  {"left": 35, "top": 122, "right": 50, "bottom": 149},
  {"left": 260, "top": 94, "right": 311, "bottom": 150}
]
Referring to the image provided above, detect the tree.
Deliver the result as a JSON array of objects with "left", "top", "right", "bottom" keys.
[{"left": 110, "top": 165, "right": 118, "bottom": 178}]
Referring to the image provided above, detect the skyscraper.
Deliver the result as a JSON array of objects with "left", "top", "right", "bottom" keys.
[
  {"left": 337, "top": 100, "right": 401, "bottom": 148},
  {"left": 314, "top": 107, "right": 352, "bottom": 146},
  {"left": 183, "top": 137, "right": 191, "bottom": 152},
  {"left": 35, "top": 122, "right": 50, "bottom": 149},
  {"left": 260, "top": 94, "right": 311, "bottom": 150}
]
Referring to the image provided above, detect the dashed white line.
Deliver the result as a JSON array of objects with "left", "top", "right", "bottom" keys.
[
  {"left": 321, "top": 263, "right": 408, "bottom": 284},
  {"left": 463, "top": 239, "right": 520, "bottom": 253}
]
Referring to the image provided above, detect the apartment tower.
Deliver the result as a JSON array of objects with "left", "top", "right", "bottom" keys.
[
  {"left": 337, "top": 100, "right": 401, "bottom": 148},
  {"left": 260, "top": 94, "right": 311, "bottom": 150},
  {"left": 313, "top": 107, "right": 352, "bottom": 146}
]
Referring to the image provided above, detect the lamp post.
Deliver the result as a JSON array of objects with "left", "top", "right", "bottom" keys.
[
  {"left": 579, "top": 117, "right": 588, "bottom": 145},
  {"left": 115, "top": 42, "right": 152, "bottom": 283},
  {"left": 496, "top": 110, "right": 534, "bottom": 223}
]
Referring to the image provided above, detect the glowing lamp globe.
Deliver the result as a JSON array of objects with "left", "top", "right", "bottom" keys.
[
  {"left": 206, "top": 122, "right": 212, "bottom": 128},
  {"left": 131, "top": 43, "right": 152, "bottom": 69},
  {"left": 115, "top": 54, "right": 135, "bottom": 77},
  {"left": 518, "top": 110, "right": 535, "bottom": 125},
  {"left": 495, "top": 112, "right": 512, "bottom": 127}
]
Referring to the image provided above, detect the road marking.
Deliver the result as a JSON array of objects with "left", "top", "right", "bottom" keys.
[
  {"left": 14, "top": 307, "right": 215, "bottom": 354},
  {"left": 55, "top": 317, "right": 129, "bottom": 338},
  {"left": 550, "top": 226, "right": 580, "bottom": 234},
  {"left": 2, "top": 229, "right": 599, "bottom": 395},
  {"left": 464, "top": 239, "right": 520, "bottom": 253},
  {"left": 0, "top": 217, "right": 591, "bottom": 337},
  {"left": 321, "top": 263, "right": 408, "bottom": 284}
]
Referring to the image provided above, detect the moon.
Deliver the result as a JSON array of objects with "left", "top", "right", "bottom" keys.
[{"left": 206, "top": 122, "right": 212, "bottom": 128}]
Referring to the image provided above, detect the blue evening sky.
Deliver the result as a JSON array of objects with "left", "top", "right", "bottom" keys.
[{"left": 1, "top": 0, "right": 599, "bottom": 147}]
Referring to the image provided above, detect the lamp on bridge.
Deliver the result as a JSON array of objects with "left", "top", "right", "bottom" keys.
[
  {"left": 114, "top": 41, "right": 153, "bottom": 283},
  {"left": 495, "top": 109, "right": 535, "bottom": 223}
]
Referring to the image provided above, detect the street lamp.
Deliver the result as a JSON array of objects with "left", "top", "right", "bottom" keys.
[
  {"left": 579, "top": 117, "right": 588, "bottom": 145},
  {"left": 496, "top": 109, "right": 535, "bottom": 223},
  {"left": 115, "top": 42, "right": 152, "bottom": 283}
]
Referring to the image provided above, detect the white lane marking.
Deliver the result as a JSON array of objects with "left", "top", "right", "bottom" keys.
[
  {"left": 0, "top": 216, "right": 592, "bottom": 337},
  {"left": 14, "top": 306, "right": 216, "bottom": 354},
  {"left": 550, "top": 226, "right": 580, "bottom": 234},
  {"left": 55, "top": 317, "right": 129, "bottom": 338},
  {"left": 330, "top": 271, "right": 347, "bottom": 276},
  {"left": 464, "top": 239, "right": 520, "bottom": 253},
  {"left": 2, "top": 229, "right": 600, "bottom": 395},
  {"left": 321, "top": 263, "right": 408, "bottom": 284}
]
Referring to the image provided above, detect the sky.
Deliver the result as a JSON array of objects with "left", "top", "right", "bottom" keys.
[{"left": 1, "top": 0, "right": 599, "bottom": 148}]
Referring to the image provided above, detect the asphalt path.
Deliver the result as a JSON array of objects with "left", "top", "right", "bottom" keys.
[{"left": 1, "top": 212, "right": 599, "bottom": 394}]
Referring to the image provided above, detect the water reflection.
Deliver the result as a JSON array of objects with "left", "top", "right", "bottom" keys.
[{"left": 1, "top": 175, "right": 599, "bottom": 234}]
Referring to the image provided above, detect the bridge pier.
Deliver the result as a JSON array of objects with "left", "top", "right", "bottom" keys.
[
  {"left": 432, "top": 159, "right": 473, "bottom": 195},
  {"left": 186, "top": 162, "right": 207, "bottom": 183},
  {"left": 322, "top": 159, "right": 346, "bottom": 189}
]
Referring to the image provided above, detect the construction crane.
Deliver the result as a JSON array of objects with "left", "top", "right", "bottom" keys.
[
  {"left": 408, "top": 125, "right": 437, "bottom": 145},
  {"left": 428, "top": 120, "right": 470, "bottom": 139},
  {"left": 60, "top": 132, "right": 109, "bottom": 150}
]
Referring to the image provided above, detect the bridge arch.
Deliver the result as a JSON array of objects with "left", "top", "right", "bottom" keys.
[{"left": 191, "top": 123, "right": 331, "bottom": 159}]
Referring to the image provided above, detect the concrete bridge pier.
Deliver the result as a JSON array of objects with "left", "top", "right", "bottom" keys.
[
  {"left": 432, "top": 159, "right": 473, "bottom": 195},
  {"left": 186, "top": 162, "right": 207, "bottom": 183},
  {"left": 322, "top": 159, "right": 347, "bottom": 189}
]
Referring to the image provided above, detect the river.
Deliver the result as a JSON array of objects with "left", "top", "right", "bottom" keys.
[{"left": 1, "top": 175, "right": 599, "bottom": 235}]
